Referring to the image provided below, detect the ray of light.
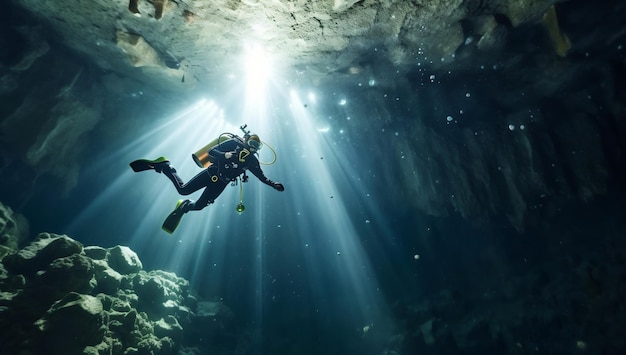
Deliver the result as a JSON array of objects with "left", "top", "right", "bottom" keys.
[{"left": 65, "top": 44, "right": 394, "bottom": 349}]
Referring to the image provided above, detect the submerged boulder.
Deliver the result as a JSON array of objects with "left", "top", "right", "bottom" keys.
[
  {"left": 35, "top": 292, "right": 105, "bottom": 352},
  {"left": 32, "top": 253, "right": 96, "bottom": 299},
  {"left": 2, "top": 233, "right": 83, "bottom": 276},
  {"left": 108, "top": 245, "right": 143, "bottom": 275},
  {"left": 0, "top": 231, "right": 234, "bottom": 354}
]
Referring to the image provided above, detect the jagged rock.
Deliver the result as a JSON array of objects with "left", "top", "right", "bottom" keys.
[
  {"left": 154, "top": 315, "right": 183, "bottom": 343},
  {"left": 92, "top": 259, "right": 123, "bottom": 294},
  {"left": 112, "top": 298, "right": 133, "bottom": 313},
  {"left": 132, "top": 269, "right": 191, "bottom": 317},
  {"left": 116, "top": 31, "right": 162, "bottom": 68},
  {"left": 136, "top": 335, "right": 174, "bottom": 354},
  {"left": 134, "top": 273, "right": 168, "bottom": 313},
  {"left": 2, "top": 233, "right": 82, "bottom": 276},
  {"left": 35, "top": 292, "right": 105, "bottom": 351},
  {"left": 0, "top": 232, "right": 236, "bottom": 354},
  {"left": 33, "top": 253, "right": 96, "bottom": 298},
  {"left": 114, "top": 29, "right": 191, "bottom": 88},
  {"left": 0, "top": 201, "right": 29, "bottom": 254},
  {"left": 108, "top": 245, "right": 143, "bottom": 275},
  {"left": 151, "top": 270, "right": 189, "bottom": 302},
  {"left": 84, "top": 245, "right": 108, "bottom": 260},
  {"left": 108, "top": 308, "right": 139, "bottom": 337}
]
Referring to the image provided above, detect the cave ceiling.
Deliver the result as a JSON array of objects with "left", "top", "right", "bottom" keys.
[{"left": 13, "top": 0, "right": 560, "bottom": 92}]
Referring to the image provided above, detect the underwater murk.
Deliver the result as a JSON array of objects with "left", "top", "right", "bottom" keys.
[{"left": 1, "top": 0, "right": 626, "bottom": 354}]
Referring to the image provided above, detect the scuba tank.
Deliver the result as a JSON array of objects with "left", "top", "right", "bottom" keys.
[
  {"left": 191, "top": 133, "right": 234, "bottom": 168},
  {"left": 191, "top": 125, "right": 254, "bottom": 168}
]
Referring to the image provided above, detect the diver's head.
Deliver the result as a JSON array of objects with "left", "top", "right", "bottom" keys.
[{"left": 247, "top": 134, "right": 262, "bottom": 152}]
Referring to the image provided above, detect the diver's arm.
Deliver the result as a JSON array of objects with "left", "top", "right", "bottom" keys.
[
  {"left": 248, "top": 159, "right": 285, "bottom": 191},
  {"left": 208, "top": 139, "right": 237, "bottom": 160}
]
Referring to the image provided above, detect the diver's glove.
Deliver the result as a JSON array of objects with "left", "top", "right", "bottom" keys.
[{"left": 272, "top": 182, "right": 285, "bottom": 191}]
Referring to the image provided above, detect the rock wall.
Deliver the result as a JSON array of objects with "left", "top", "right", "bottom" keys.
[
  {"left": 0, "top": 10, "right": 178, "bottom": 197},
  {"left": 384, "top": 209, "right": 626, "bottom": 354},
  {"left": 0, "top": 16, "right": 105, "bottom": 194},
  {"left": 0, "top": 201, "right": 29, "bottom": 257},
  {"left": 318, "top": 4, "right": 626, "bottom": 231}
]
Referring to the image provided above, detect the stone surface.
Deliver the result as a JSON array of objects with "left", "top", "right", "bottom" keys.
[
  {"left": 0, "top": 231, "right": 236, "bottom": 354},
  {"left": 2, "top": 233, "right": 83, "bottom": 276},
  {"left": 33, "top": 253, "right": 96, "bottom": 299},
  {"left": 108, "top": 245, "right": 143, "bottom": 275},
  {"left": 9, "top": 0, "right": 559, "bottom": 92},
  {"left": 84, "top": 245, "right": 108, "bottom": 260},
  {"left": 35, "top": 292, "right": 105, "bottom": 352},
  {"left": 0, "top": 201, "right": 29, "bottom": 254},
  {"left": 92, "top": 259, "right": 124, "bottom": 295}
]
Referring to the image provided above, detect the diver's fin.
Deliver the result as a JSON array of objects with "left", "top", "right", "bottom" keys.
[
  {"left": 130, "top": 157, "right": 169, "bottom": 172},
  {"left": 162, "top": 199, "right": 189, "bottom": 234}
]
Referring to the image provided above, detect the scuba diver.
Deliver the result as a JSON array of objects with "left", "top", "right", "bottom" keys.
[{"left": 130, "top": 125, "right": 285, "bottom": 233}]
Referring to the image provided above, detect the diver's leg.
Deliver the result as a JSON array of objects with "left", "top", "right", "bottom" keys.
[
  {"left": 165, "top": 177, "right": 227, "bottom": 217},
  {"left": 162, "top": 181, "right": 225, "bottom": 233},
  {"left": 187, "top": 180, "right": 229, "bottom": 211},
  {"left": 162, "top": 165, "right": 228, "bottom": 211},
  {"left": 161, "top": 164, "right": 212, "bottom": 195}
]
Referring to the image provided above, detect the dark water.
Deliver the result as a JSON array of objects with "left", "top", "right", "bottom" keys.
[{"left": 2, "top": 0, "right": 626, "bottom": 354}]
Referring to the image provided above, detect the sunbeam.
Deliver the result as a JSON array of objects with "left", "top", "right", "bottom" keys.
[
  {"left": 65, "top": 46, "right": 392, "bottom": 352},
  {"left": 275, "top": 90, "right": 391, "bottom": 327}
]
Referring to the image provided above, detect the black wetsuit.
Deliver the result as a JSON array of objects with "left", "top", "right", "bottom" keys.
[{"left": 161, "top": 136, "right": 276, "bottom": 211}]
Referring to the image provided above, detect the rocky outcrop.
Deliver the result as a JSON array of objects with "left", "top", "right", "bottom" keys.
[
  {"left": 0, "top": 233, "right": 234, "bottom": 354},
  {"left": 325, "top": 27, "right": 626, "bottom": 231},
  {"left": 0, "top": 201, "right": 29, "bottom": 258},
  {"left": 0, "top": 19, "right": 104, "bottom": 194},
  {"left": 10, "top": 0, "right": 562, "bottom": 91}
]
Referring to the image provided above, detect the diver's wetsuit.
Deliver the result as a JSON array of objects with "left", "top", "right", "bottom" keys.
[{"left": 160, "top": 136, "right": 277, "bottom": 211}]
